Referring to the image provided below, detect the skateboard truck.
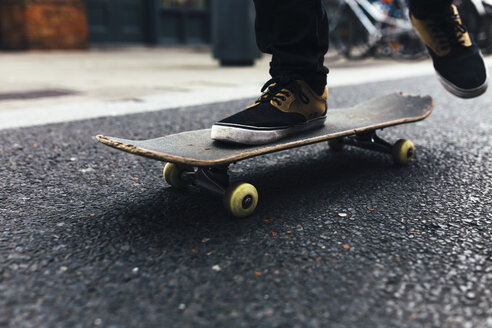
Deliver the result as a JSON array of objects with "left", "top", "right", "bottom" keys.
[
  {"left": 190, "top": 167, "right": 229, "bottom": 197},
  {"left": 164, "top": 163, "right": 258, "bottom": 218},
  {"left": 346, "top": 131, "right": 393, "bottom": 153},
  {"left": 329, "top": 130, "right": 415, "bottom": 165}
]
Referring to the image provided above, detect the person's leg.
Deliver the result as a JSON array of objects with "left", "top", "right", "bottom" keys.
[
  {"left": 409, "top": 0, "right": 488, "bottom": 98},
  {"left": 253, "top": 0, "right": 329, "bottom": 95},
  {"left": 211, "top": 0, "right": 330, "bottom": 145}
]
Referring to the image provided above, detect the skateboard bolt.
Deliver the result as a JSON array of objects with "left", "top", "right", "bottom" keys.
[
  {"left": 242, "top": 195, "right": 253, "bottom": 209},
  {"left": 407, "top": 148, "right": 414, "bottom": 158}
]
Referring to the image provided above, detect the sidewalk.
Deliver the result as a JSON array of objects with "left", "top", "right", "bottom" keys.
[
  {"left": 0, "top": 46, "right": 476, "bottom": 129},
  {"left": 0, "top": 46, "right": 268, "bottom": 111}
]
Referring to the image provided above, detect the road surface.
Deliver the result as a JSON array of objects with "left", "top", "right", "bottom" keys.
[{"left": 1, "top": 75, "right": 491, "bottom": 327}]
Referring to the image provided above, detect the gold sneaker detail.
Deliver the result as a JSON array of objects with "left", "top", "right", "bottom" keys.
[
  {"left": 411, "top": 5, "right": 472, "bottom": 57},
  {"left": 248, "top": 80, "right": 327, "bottom": 121}
]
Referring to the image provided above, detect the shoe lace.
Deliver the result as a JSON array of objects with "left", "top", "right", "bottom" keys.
[
  {"left": 429, "top": 13, "right": 469, "bottom": 51},
  {"left": 257, "top": 77, "right": 310, "bottom": 106}
]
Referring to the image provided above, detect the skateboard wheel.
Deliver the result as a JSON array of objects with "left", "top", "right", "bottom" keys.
[
  {"left": 327, "top": 137, "right": 344, "bottom": 150},
  {"left": 223, "top": 182, "right": 258, "bottom": 218},
  {"left": 163, "top": 163, "right": 193, "bottom": 188},
  {"left": 392, "top": 139, "right": 415, "bottom": 165}
]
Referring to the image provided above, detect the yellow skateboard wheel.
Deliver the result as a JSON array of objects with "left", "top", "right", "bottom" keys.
[
  {"left": 392, "top": 139, "right": 415, "bottom": 165},
  {"left": 163, "top": 163, "right": 193, "bottom": 188},
  {"left": 224, "top": 182, "right": 258, "bottom": 218},
  {"left": 327, "top": 137, "right": 344, "bottom": 150}
]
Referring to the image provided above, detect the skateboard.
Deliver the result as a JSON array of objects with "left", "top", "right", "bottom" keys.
[{"left": 96, "top": 92, "right": 433, "bottom": 218}]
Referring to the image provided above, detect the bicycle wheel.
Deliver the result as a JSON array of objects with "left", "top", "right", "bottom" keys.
[
  {"left": 386, "top": 31, "right": 428, "bottom": 60},
  {"left": 330, "top": 5, "right": 372, "bottom": 59}
]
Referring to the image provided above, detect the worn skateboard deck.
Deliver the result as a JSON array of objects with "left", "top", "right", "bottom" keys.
[{"left": 96, "top": 92, "right": 433, "bottom": 168}]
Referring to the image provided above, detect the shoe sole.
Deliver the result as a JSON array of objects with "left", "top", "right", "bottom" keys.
[
  {"left": 436, "top": 70, "right": 489, "bottom": 99},
  {"left": 211, "top": 116, "right": 327, "bottom": 145}
]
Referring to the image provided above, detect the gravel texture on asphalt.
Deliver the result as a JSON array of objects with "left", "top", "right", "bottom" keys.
[{"left": 1, "top": 76, "right": 491, "bottom": 328}]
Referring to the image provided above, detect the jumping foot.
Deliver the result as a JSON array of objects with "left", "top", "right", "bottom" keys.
[{"left": 411, "top": 4, "right": 488, "bottom": 98}]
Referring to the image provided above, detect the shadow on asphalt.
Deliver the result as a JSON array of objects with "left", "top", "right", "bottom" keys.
[{"left": 65, "top": 143, "right": 439, "bottom": 253}]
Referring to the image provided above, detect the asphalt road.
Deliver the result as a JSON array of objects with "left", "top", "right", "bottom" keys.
[{"left": 1, "top": 75, "right": 491, "bottom": 328}]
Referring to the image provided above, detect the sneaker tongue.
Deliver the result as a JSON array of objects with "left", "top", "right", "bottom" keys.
[
  {"left": 441, "top": 6, "right": 472, "bottom": 49},
  {"left": 451, "top": 6, "right": 472, "bottom": 47}
]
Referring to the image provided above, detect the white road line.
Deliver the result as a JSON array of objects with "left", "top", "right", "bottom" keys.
[{"left": 0, "top": 86, "right": 261, "bottom": 130}]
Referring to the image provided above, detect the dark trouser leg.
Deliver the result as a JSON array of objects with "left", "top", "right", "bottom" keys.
[
  {"left": 409, "top": 0, "right": 454, "bottom": 18},
  {"left": 253, "top": 0, "right": 329, "bottom": 94}
]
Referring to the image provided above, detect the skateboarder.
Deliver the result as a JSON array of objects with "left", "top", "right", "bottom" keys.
[{"left": 211, "top": 0, "right": 488, "bottom": 145}]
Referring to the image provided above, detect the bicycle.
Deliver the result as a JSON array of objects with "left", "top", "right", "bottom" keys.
[{"left": 325, "top": 0, "right": 428, "bottom": 60}]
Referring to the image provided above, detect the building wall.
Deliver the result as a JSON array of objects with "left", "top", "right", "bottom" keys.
[
  {"left": 86, "top": 0, "right": 210, "bottom": 45},
  {"left": 0, "top": 0, "right": 210, "bottom": 50},
  {"left": 0, "top": 0, "right": 88, "bottom": 50}
]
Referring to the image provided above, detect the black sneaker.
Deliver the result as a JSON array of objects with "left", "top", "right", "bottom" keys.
[
  {"left": 411, "top": 4, "right": 488, "bottom": 98},
  {"left": 211, "top": 78, "right": 327, "bottom": 145}
]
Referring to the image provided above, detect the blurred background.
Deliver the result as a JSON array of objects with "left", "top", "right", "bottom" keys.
[
  {"left": 1, "top": 0, "right": 491, "bottom": 56},
  {"left": 0, "top": 0, "right": 491, "bottom": 128},
  {"left": 0, "top": 0, "right": 226, "bottom": 51}
]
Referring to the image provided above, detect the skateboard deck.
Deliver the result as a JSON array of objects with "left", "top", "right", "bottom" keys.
[
  {"left": 96, "top": 92, "right": 433, "bottom": 167},
  {"left": 96, "top": 92, "right": 433, "bottom": 218}
]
